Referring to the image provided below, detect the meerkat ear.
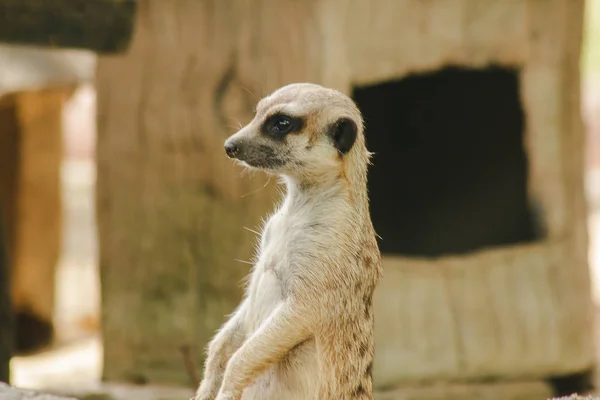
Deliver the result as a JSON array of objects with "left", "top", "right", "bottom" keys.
[{"left": 329, "top": 117, "right": 357, "bottom": 155}]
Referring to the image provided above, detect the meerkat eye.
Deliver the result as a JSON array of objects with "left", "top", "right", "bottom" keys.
[
  {"left": 263, "top": 113, "right": 303, "bottom": 136},
  {"left": 274, "top": 117, "right": 291, "bottom": 132}
]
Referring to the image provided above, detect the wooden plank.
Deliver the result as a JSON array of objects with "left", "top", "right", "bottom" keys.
[
  {"left": 0, "top": 45, "right": 94, "bottom": 96},
  {"left": 373, "top": 242, "right": 594, "bottom": 387},
  {"left": 0, "top": 0, "right": 137, "bottom": 53}
]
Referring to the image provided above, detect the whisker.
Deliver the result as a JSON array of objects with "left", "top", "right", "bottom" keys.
[
  {"left": 226, "top": 118, "right": 244, "bottom": 130},
  {"left": 241, "top": 86, "right": 259, "bottom": 103},
  {"left": 243, "top": 226, "right": 261, "bottom": 235},
  {"left": 241, "top": 176, "right": 272, "bottom": 198}
]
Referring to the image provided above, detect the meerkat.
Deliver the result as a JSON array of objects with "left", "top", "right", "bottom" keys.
[{"left": 193, "top": 83, "right": 382, "bottom": 400}]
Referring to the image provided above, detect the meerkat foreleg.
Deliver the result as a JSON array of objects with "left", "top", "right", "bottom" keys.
[
  {"left": 214, "top": 300, "right": 313, "bottom": 400},
  {"left": 194, "top": 300, "right": 248, "bottom": 400}
]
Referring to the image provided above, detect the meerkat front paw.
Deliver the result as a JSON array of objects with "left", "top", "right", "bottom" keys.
[
  {"left": 191, "top": 390, "right": 214, "bottom": 400},
  {"left": 214, "top": 389, "right": 240, "bottom": 400},
  {"left": 193, "top": 378, "right": 221, "bottom": 400}
]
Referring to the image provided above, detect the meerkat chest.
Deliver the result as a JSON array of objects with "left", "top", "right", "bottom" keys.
[{"left": 244, "top": 210, "right": 313, "bottom": 332}]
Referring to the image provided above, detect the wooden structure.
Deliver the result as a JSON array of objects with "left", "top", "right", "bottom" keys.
[
  {"left": 0, "top": 0, "right": 136, "bottom": 367},
  {"left": 0, "top": 0, "right": 137, "bottom": 53},
  {"left": 0, "top": 45, "right": 95, "bottom": 354},
  {"left": 95, "top": 0, "right": 593, "bottom": 398}
]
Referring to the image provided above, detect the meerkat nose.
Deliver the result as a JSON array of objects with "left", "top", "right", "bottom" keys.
[{"left": 224, "top": 141, "right": 239, "bottom": 158}]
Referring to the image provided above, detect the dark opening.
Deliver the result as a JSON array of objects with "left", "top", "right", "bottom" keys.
[
  {"left": 547, "top": 368, "right": 595, "bottom": 397},
  {"left": 353, "top": 65, "right": 544, "bottom": 257}
]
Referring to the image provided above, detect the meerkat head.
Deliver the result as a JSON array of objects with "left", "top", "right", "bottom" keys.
[{"left": 223, "top": 83, "right": 369, "bottom": 184}]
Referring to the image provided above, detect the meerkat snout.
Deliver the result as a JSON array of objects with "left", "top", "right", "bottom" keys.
[{"left": 224, "top": 140, "right": 239, "bottom": 159}]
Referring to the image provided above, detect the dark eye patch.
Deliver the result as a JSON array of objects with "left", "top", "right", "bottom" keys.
[{"left": 262, "top": 113, "right": 304, "bottom": 138}]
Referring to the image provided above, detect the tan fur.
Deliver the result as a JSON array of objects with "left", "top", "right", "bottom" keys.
[{"left": 193, "top": 83, "right": 382, "bottom": 400}]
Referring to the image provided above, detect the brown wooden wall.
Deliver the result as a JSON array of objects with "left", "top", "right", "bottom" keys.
[{"left": 96, "top": 0, "right": 591, "bottom": 394}]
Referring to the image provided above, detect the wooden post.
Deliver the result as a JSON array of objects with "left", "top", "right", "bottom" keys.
[
  {"left": 0, "top": 88, "right": 69, "bottom": 354},
  {"left": 0, "top": 0, "right": 137, "bottom": 53}
]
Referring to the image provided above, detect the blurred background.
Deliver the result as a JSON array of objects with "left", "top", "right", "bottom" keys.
[{"left": 0, "top": 1, "right": 599, "bottom": 399}]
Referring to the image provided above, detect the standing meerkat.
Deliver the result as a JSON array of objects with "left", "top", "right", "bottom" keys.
[{"left": 194, "top": 83, "right": 382, "bottom": 400}]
